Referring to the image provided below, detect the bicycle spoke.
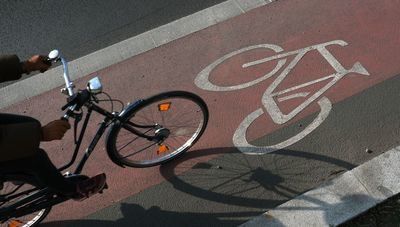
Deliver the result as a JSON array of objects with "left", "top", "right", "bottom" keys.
[
  {"left": 121, "top": 141, "right": 158, "bottom": 159},
  {"left": 118, "top": 133, "right": 144, "bottom": 152},
  {"left": 110, "top": 92, "right": 208, "bottom": 167},
  {"left": 118, "top": 124, "right": 155, "bottom": 146},
  {"left": 0, "top": 177, "right": 49, "bottom": 226}
]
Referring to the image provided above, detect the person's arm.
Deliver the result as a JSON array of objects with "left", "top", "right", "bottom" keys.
[
  {"left": 0, "top": 55, "right": 23, "bottom": 83},
  {"left": 0, "top": 54, "right": 51, "bottom": 83},
  {"left": 41, "top": 120, "right": 71, "bottom": 142}
]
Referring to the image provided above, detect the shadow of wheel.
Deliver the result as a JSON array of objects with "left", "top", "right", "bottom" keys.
[{"left": 160, "top": 147, "right": 356, "bottom": 209}]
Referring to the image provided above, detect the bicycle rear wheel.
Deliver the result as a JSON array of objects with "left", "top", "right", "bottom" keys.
[
  {"left": 0, "top": 175, "right": 51, "bottom": 227},
  {"left": 106, "top": 91, "right": 208, "bottom": 167}
]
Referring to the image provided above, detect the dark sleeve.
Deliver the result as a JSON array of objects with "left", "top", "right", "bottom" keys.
[
  {"left": 0, "top": 55, "right": 23, "bottom": 83},
  {"left": 0, "top": 114, "right": 42, "bottom": 161}
]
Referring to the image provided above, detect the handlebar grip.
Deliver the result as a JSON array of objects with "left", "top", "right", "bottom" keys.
[
  {"left": 61, "top": 106, "right": 76, "bottom": 120},
  {"left": 61, "top": 99, "right": 76, "bottom": 111},
  {"left": 43, "top": 58, "right": 52, "bottom": 66},
  {"left": 61, "top": 90, "right": 89, "bottom": 109}
]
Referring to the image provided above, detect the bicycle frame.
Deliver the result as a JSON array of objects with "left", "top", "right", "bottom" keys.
[
  {"left": 0, "top": 99, "right": 157, "bottom": 221},
  {"left": 1, "top": 50, "right": 209, "bottom": 224},
  {"left": 62, "top": 96, "right": 163, "bottom": 173},
  {"left": 0, "top": 50, "right": 161, "bottom": 221}
]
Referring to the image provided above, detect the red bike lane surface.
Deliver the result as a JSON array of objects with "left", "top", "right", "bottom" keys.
[{"left": 2, "top": 0, "right": 399, "bottom": 222}]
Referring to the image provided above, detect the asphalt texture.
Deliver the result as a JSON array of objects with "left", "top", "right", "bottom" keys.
[
  {"left": 341, "top": 193, "right": 400, "bottom": 226},
  {"left": 0, "top": 0, "right": 227, "bottom": 87},
  {"left": 2, "top": 0, "right": 400, "bottom": 226},
  {"left": 41, "top": 74, "right": 400, "bottom": 226}
]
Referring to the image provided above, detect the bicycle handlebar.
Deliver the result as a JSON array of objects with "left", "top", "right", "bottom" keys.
[
  {"left": 47, "top": 50, "right": 78, "bottom": 119},
  {"left": 47, "top": 50, "right": 75, "bottom": 96},
  {"left": 61, "top": 90, "right": 91, "bottom": 111}
]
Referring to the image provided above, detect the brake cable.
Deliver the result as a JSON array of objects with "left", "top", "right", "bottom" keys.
[{"left": 71, "top": 110, "right": 83, "bottom": 145}]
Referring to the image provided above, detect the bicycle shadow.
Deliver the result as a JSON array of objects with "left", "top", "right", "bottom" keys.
[
  {"left": 158, "top": 147, "right": 377, "bottom": 226},
  {"left": 159, "top": 146, "right": 356, "bottom": 209},
  {"left": 41, "top": 146, "right": 359, "bottom": 227},
  {"left": 41, "top": 202, "right": 258, "bottom": 227}
]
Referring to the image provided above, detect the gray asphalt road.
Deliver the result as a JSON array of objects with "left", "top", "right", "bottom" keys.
[
  {"left": 3, "top": 1, "right": 399, "bottom": 226},
  {"left": 1, "top": 0, "right": 226, "bottom": 60},
  {"left": 0, "top": 0, "right": 226, "bottom": 87},
  {"left": 41, "top": 73, "right": 400, "bottom": 227}
]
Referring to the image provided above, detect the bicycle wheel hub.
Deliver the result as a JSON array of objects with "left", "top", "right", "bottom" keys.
[{"left": 154, "top": 128, "right": 170, "bottom": 143}]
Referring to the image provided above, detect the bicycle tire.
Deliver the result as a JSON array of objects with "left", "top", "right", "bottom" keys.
[
  {"left": 0, "top": 174, "right": 51, "bottom": 227},
  {"left": 106, "top": 91, "right": 209, "bottom": 167}
]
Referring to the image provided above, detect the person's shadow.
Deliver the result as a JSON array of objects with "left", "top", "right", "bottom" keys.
[
  {"left": 41, "top": 146, "right": 357, "bottom": 227},
  {"left": 41, "top": 202, "right": 259, "bottom": 227}
]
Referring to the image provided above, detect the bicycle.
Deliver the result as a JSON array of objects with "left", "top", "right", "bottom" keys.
[{"left": 0, "top": 50, "right": 209, "bottom": 226}]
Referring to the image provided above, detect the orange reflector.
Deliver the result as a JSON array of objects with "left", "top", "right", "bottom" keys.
[
  {"left": 158, "top": 102, "right": 171, "bottom": 112},
  {"left": 9, "top": 220, "right": 23, "bottom": 227},
  {"left": 157, "top": 145, "right": 169, "bottom": 154}
]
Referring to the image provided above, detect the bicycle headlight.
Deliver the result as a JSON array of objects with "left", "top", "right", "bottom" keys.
[{"left": 87, "top": 77, "right": 103, "bottom": 94}]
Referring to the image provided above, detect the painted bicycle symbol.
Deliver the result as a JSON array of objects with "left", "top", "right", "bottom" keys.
[{"left": 195, "top": 40, "right": 370, "bottom": 155}]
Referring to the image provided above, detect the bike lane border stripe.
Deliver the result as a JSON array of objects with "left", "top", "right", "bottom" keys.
[
  {"left": 0, "top": 0, "right": 273, "bottom": 110},
  {"left": 240, "top": 145, "right": 400, "bottom": 226}
]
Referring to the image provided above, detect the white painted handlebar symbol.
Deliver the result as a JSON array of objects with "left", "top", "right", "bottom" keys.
[{"left": 195, "top": 40, "right": 370, "bottom": 155}]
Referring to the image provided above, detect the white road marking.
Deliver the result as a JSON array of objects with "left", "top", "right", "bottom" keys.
[
  {"left": 0, "top": 0, "right": 272, "bottom": 110},
  {"left": 233, "top": 97, "right": 332, "bottom": 155},
  {"left": 195, "top": 44, "right": 286, "bottom": 91},
  {"left": 195, "top": 40, "right": 370, "bottom": 154}
]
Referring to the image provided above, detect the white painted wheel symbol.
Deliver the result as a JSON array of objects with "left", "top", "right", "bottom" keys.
[
  {"left": 195, "top": 40, "right": 369, "bottom": 155},
  {"left": 233, "top": 96, "right": 331, "bottom": 155}
]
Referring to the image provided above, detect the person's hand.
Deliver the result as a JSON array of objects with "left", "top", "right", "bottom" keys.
[
  {"left": 41, "top": 119, "right": 71, "bottom": 142},
  {"left": 22, "top": 55, "right": 51, "bottom": 74}
]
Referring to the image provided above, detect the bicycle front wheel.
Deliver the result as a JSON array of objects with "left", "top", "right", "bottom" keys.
[
  {"left": 106, "top": 91, "right": 209, "bottom": 167},
  {"left": 0, "top": 175, "right": 51, "bottom": 227}
]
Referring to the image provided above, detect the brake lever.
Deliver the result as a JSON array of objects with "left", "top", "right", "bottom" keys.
[{"left": 61, "top": 94, "right": 78, "bottom": 111}]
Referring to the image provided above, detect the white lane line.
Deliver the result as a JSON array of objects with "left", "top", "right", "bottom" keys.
[
  {"left": 240, "top": 146, "right": 400, "bottom": 226},
  {"left": 0, "top": 0, "right": 273, "bottom": 110}
]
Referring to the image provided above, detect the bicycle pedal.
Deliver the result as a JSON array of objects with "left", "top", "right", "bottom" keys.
[{"left": 99, "top": 184, "right": 108, "bottom": 194}]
